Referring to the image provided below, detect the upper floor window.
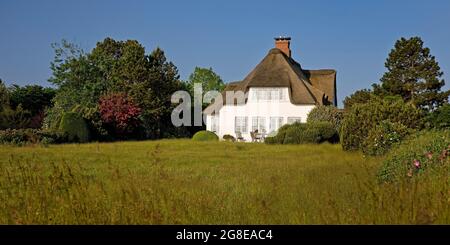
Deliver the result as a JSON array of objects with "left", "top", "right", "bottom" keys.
[{"left": 252, "top": 88, "right": 286, "bottom": 101}]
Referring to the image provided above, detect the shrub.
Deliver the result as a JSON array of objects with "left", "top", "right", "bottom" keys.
[
  {"left": 425, "top": 103, "right": 450, "bottom": 129},
  {"left": 99, "top": 93, "right": 142, "bottom": 138},
  {"left": 223, "top": 134, "right": 236, "bottom": 142},
  {"left": 362, "top": 120, "right": 412, "bottom": 156},
  {"left": 307, "top": 105, "right": 344, "bottom": 133},
  {"left": 0, "top": 105, "right": 31, "bottom": 129},
  {"left": 377, "top": 130, "right": 450, "bottom": 183},
  {"left": 192, "top": 130, "right": 218, "bottom": 141},
  {"left": 341, "top": 96, "right": 423, "bottom": 151},
  {"left": 0, "top": 128, "right": 68, "bottom": 145},
  {"left": 265, "top": 122, "right": 337, "bottom": 145},
  {"left": 58, "top": 112, "right": 90, "bottom": 143}
]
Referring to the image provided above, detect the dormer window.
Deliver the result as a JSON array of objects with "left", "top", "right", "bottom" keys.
[{"left": 252, "top": 88, "right": 287, "bottom": 101}]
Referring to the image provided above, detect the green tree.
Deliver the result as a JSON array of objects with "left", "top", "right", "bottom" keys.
[
  {"left": 129, "top": 47, "right": 186, "bottom": 138},
  {"left": 343, "top": 89, "right": 374, "bottom": 110},
  {"left": 186, "top": 67, "right": 225, "bottom": 101},
  {"left": 374, "top": 37, "right": 449, "bottom": 111},
  {"left": 0, "top": 79, "right": 9, "bottom": 111},
  {"left": 8, "top": 85, "right": 56, "bottom": 115},
  {"left": 46, "top": 38, "right": 187, "bottom": 140}
]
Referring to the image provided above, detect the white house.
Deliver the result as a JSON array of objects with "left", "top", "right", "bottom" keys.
[{"left": 204, "top": 37, "right": 337, "bottom": 141}]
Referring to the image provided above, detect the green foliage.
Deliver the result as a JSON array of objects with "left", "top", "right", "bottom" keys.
[
  {"left": 185, "top": 67, "right": 225, "bottom": 101},
  {"left": 46, "top": 38, "right": 186, "bottom": 140},
  {"left": 425, "top": 103, "right": 450, "bottom": 129},
  {"left": 223, "top": 134, "right": 236, "bottom": 142},
  {"left": 0, "top": 79, "right": 9, "bottom": 111},
  {"left": 192, "top": 130, "right": 218, "bottom": 141},
  {"left": 362, "top": 120, "right": 412, "bottom": 156},
  {"left": 343, "top": 89, "right": 374, "bottom": 110},
  {"left": 307, "top": 105, "right": 343, "bottom": 133},
  {"left": 0, "top": 105, "right": 31, "bottom": 129},
  {"left": 374, "top": 36, "right": 449, "bottom": 111},
  {"left": 8, "top": 85, "right": 56, "bottom": 115},
  {"left": 0, "top": 128, "right": 68, "bottom": 145},
  {"left": 378, "top": 130, "right": 450, "bottom": 183},
  {"left": 58, "top": 112, "right": 90, "bottom": 143},
  {"left": 265, "top": 122, "right": 337, "bottom": 145},
  {"left": 341, "top": 96, "right": 423, "bottom": 151}
]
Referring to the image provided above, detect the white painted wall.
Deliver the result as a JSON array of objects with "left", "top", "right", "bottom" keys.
[{"left": 205, "top": 87, "right": 316, "bottom": 141}]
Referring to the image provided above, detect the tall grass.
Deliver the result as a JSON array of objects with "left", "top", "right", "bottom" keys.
[{"left": 0, "top": 140, "right": 448, "bottom": 224}]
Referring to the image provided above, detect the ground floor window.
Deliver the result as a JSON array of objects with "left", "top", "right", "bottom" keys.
[
  {"left": 269, "top": 117, "right": 284, "bottom": 132},
  {"left": 287, "top": 117, "right": 302, "bottom": 124},
  {"left": 211, "top": 115, "right": 219, "bottom": 133},
  {"left": 252, "top": 117, "right": 266, "bottom": 133},
  {"left": 235, "top": 116, "right": 248, "bottom": 133}
]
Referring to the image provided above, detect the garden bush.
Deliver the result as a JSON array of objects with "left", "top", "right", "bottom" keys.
[
  {"left": 362, "top": 120, "right": 412, "bottom": 156},
  {"left": 377, "top": 130, "right": 450, "bottom": 183},
  {"left": 265, "top": 122, "right": 337, "bottom": 145},
  {"left": 58, "top": 112, "right": 90, "bottom": 143},
  {"left": 192, "top": 130, "right": 218, "bottom": 141},
  {"left": 0, "top": 128, "right": 68, "bottom": 145},
  {"left": 341, "top": 96, "right": 423, "bottom": 151},
  {"left": 307, "top": 105, "right": 344, "bottom": 133},
  {"left": 223, "top": 134, "right": 236, "bottom": 142}
]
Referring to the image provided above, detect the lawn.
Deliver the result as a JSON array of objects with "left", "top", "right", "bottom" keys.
[{"left": 0, "top": 140, "right": 448, "bottom": 224}]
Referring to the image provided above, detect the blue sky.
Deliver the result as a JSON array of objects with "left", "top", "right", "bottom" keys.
[{"left": 1, "top": 0, "right": 449, "bottom": 106}]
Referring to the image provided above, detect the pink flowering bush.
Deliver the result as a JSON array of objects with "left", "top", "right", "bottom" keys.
[
  {"left": 362, "top": 120, "right": 413, "bottom": 156},
  {"left": 99, "top": 93, "right": 142, "bottom": 139},
  {"left": 378, "top": 130, "right": 450, "bottom": 182}
]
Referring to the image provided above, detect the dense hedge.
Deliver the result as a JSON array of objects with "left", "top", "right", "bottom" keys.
[
  {"left": 265, "top": 122, "right": 338, "bottom": 145},
  {"left": 362, "top": 120, "right": 413, "bottom": 156},
  {"left": 192, "top": 130, "right": 218, "bottom": 141},
  {"left": 340, "top": 96, "right": 422, "bottom": 151},
  {"left": 58, "top": 112, "right": 90, "bottom": 143},
  {"left": 307, "top": 105, "right": 344, "bottom": 134},
  {"left": 377, "top": 130, "right": 449, "bottom": 183},
  {"left": 0, "top": 128, "right": 68, "bottom": 145}
]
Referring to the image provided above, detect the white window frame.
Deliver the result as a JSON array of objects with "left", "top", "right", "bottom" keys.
[
  {"left": 251, "top": 117, "right": 266, "bottom": 133},
  {"left": 287, "top": 117, "right": 302, "bottom": 124},
  {"left": 252, "top": 88, "right": 286, "bottom": 102},
  {"left": 269, "top": 117, "right": 284, "bottom": 132},
  {"left": 235, "top": 116, "right": 248, "bottom": 133}
]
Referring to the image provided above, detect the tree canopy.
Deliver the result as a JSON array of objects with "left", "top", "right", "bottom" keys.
[
  {"left": 45, "top": 38, "right": 187, "bottom": 140},
  {"left": 185, "top": 66, "right": 225, "bottom": 101},
  {"left": 373, "top": 37, "right": 449, "bottom": 111}
]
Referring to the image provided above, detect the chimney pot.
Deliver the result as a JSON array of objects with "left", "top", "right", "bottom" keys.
[{"left": 274, "top": 36, "right": 291, "bottom": 57}]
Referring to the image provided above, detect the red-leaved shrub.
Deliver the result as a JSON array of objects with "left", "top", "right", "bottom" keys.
[{"left": 99, "top": 93, "right": 142, "bottom": 138}]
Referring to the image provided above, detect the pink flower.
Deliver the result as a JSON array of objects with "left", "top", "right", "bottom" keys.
[{"left": 413, "top": 159, "right": 421, "bottom": 168}]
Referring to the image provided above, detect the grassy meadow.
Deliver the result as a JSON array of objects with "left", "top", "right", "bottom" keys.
[{"left": 0, "top": 139, "right": 448, "bottom": 224}]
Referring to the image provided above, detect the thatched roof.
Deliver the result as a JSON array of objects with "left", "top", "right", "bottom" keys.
[{"left": 204, "top": 48, "right": 336, "bottom": 114}]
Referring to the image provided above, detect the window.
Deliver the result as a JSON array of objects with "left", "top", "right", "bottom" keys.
[
  {"left": 211, "top": 116, "right": 219, "bottom": 133},
  {"left": 235, "top": 116, "right": 248, "bottom": 133},
  {"left": 269, "top": 117, "right": 284, "bottom": 132},
  {"left": 252, "top": 88, "right": 286, "bottom": 101},
  {"left": 287, "top": 117, "right": 302, "bottom": 124},
  {"left": 252, "top": 117, "right": 266, "bottom": 133}
]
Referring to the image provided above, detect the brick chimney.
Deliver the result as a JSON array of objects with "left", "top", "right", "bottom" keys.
[{"left": 274, "top": 36, "right": 291, "bottom": 57}]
